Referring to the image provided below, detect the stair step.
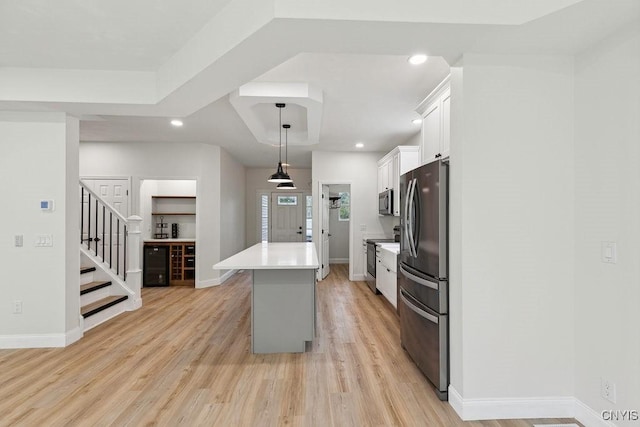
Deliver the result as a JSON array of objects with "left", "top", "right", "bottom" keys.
[
  {"left": 81, "top": 295, "right": 128, "bottom": 318},
  {"left": 80, "top": 281, "right": 112, "bottom": 295},
  {"left": 80, "top": 266, "right": 96, "bottom": 274}
]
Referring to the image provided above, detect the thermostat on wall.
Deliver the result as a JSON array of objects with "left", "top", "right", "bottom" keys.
[{"left": 40, "top": 200, "right": 54, "bottom": 211}]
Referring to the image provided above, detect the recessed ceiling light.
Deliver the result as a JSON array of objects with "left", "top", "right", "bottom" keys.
[
  {"left": 355, "top": 143, "right": 364, "bottom": 148},
  {"left": 170, "top": 119, "right": 183, "bottom": 127},
  {"left": 412, "top": 118, "right": 423, "bottom": 125},
  {"left": 408, "top": 54, "right": 428, "bottom": 65}
]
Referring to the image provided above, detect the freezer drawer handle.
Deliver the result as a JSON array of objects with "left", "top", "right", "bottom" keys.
[
  {"left": 400, "top": 290, "right": 438, "bottom": 324},
  {"left": 399, "top": 264, "right": 438, "bottom": 291}
]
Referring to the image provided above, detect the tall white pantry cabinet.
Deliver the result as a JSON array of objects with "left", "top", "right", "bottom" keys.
[{"left": 416, "top": 75, "right": 451, "bottom": 165}]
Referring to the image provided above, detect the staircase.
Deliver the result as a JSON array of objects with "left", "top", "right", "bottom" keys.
[
  {"left": 79, "top": 181, "right": 142, "bottom": 332},
  {"left": 80, "top": 266, "right": 129, "bottom": 331}
]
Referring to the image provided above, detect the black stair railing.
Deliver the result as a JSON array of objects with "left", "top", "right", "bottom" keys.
[{"left": 80, "top": 183, "right": 129, "bottom": 280}]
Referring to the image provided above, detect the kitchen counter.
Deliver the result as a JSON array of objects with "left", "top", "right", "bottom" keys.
[
  {"left": 213, "top": 242, "right": 319, "bottom": 270},
  {"left": 214, "top": 242, "right": 319, "bottom": 354}
]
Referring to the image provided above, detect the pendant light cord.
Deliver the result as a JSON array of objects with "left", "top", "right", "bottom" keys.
[
  {"left": 278, "top": 106, "right": 282, "bottom": 163},
  {"left": 285, "top": 126, "right": 288, "bottom": 172}
]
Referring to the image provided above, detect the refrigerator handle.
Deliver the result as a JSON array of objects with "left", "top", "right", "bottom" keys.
[
  {"left": 409, "top": 178, "right": 418, "bottom": 257},
  {"left": 407, "top": 178, "right": 417, "bottom": 257},
  {"left": 404, "top": 178, "right": 413, "bottom": 256},
  {"left": 399, "top": 264, "right": 438, "bottom": 291},
  {"left": 400, "top": 289, "right": 439, "bottom": 324}
]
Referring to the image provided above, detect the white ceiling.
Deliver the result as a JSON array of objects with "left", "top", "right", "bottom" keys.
[{"left": 1, "top": 0, "right": 638, "bottom": 168}]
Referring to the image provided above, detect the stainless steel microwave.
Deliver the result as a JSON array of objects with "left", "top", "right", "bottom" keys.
[{"left": 378, "top": 189, "right": 393, "bottom": 215}]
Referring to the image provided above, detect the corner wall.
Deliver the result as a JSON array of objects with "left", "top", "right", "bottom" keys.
[
  {"left": 0, "top": 112, "right": 80, "bottom": 348},
  {"left": 450, "top": 54, "right": 575, "bottom": 407},
  {"left": 312, "top": 151, "right": 396, "bottom": 280},
  {"left": 573, "top": 23, "right": 640, "bottom": 423},
  {"left": 79, "top": 141, "right": 227, "bottom": 286}
]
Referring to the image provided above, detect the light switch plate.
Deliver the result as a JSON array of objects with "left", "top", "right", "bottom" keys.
[
  {"left": 35, "top": 234, "right": 53, "bottom": 247},
  {"left": 601, "top": 241, "right": 617, "bottom": 264}
]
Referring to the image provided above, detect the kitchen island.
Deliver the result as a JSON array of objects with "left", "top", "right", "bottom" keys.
[{"left": 213, "top": 242, "right": 319, "bottom": 353}]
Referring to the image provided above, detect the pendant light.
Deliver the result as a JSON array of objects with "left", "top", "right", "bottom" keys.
[
  {"left": 268, "top": 103, "right": 292, "bottom": 183},
  {"left": 277, "top": 124, "right": 297, "bottom": 189}
]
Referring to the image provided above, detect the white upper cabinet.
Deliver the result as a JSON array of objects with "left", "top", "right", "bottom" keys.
[
  {"left": 377, "top": 146, "right": 420, "bottom": 216},
  {"left": 417, "top": 75, "right": 451, "bottom": 165},
  {"left": 378, "top": 157, "right": 392, "bottom": 192}
]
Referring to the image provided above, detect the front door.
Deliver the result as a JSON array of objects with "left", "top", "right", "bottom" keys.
[{"left": 271, "top": 193, "right": 304, "bottom": 242}]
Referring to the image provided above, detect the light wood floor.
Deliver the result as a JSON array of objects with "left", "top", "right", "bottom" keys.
[{"left": 0, "top": 264, "right": 578, "bottom": 426}]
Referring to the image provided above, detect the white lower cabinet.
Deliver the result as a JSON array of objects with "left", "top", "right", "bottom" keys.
[{"left": 376, "top": 247, "right": 398, "bottom": 309}]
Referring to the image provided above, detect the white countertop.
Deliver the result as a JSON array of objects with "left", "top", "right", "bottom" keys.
[
  {"left": 213, "top": 242, "right": 319, "bottom": 270},
  {"left": 145, "top": 239, "right": 195, "bottom": 243},
  {"left": 378, "top": 242, "right": 400, "bottom": 254}
]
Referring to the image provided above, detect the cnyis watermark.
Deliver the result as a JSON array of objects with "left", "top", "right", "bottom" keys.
[{"left": 601, "top": 409, "right": 639, "bottom": 421}]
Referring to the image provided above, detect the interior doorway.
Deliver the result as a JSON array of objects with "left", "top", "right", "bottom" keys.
[{"left": 318, "top": 183, "right": 351, "bottom": 280}]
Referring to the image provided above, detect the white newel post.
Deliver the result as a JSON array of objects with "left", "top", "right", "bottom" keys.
[{"left": 126, "top": 215, "right": 143, "bottom": 309}]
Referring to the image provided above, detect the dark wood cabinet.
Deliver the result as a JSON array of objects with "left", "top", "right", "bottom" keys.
[{"left": 144, "top": 241, "right": 195, "bottom": 287}]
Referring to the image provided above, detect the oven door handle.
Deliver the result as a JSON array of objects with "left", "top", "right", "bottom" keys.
[
  {"left": 400, "top": 290, "right": 438, "bottom": 324},
  {"left": 399, "top": 264, "right": 438, "bottom": 291}
]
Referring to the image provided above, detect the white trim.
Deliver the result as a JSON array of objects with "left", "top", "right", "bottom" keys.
[
  {"left": 197, "top": 269, "right": 237, "bottom": 288},
  {"left": 448, "top": 385, "right": 574, "bottom": 420},
  {"left": 65, "top": 326, "right": 83, "bottom": 346},
  {"left": 0, "top": 333, "right": 66, "bottom": 349},
  {"left": 574, "top": 399, "right": 615, "bottom": 427},
  {"left": 352, "top": 273, "right": 367, "bottom": 281},
  {"left": 329, "top": 258, "right": 349, "bottom": 264}
]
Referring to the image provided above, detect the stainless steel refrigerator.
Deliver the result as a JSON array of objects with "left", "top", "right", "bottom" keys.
[{"left": 398, "top": 160, "right": 449, "bottom": 400}]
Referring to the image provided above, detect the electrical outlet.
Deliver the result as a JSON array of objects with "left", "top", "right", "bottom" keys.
[
  {"left": 13, "top": 300, "right": 22, "bottom": 314},
  {"left": 601, "top": 377, "right": 617, "bottom": 403}
]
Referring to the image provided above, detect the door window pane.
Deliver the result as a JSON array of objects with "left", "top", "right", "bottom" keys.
[{"left": 277, "top": 196, "right": 298, "bottom": 206}]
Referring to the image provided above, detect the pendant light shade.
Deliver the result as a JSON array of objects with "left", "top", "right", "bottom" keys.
[
  {"left": 268, "top": 103, "right": 292, "bottom": 183},
  {"left": 276, "top": 123, "right": 296, "bottom": 189},
  {"left": 277, "top": 181, "right": 297, "bottom": 189}
]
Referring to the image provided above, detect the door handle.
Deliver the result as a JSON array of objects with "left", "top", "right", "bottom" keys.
[{"left": 296, "top": 231, "right": 303, "bottom": 234}]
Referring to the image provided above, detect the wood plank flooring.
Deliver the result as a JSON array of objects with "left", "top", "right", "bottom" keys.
[{"left": 0, "top": 264, "right": 579, "bottom": 426}]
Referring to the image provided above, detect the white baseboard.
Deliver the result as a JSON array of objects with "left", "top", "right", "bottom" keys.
[
  {"left": 574, "top": 399, "right": 615, "bottom": 427},
  {"left": 329, "top": 258, "right": 349, "bottom": 264},
  {"left": 352, "top": 273, "right": 367, "bottom": 281},
  {"left": 448, "top": 385, "right": 574, "bottom": 420},
  {"left": 197, "top": 269, "right": 237, "bottom": 288},
  {"left": 65, "top": 326, "right": 83, "bottom": 346},
  {"left": 0, "top": 333, "right": 67, "bottom": 349}
]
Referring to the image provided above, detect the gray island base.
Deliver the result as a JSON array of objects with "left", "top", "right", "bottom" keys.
[
  {"left": 213, "top": 242, "right": 320, "bottom": 354},
  {"left": 252, "top": 269, "right": 316, "bottom": 353}
]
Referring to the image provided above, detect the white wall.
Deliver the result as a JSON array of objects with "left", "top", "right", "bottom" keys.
[
  {"left": 79, "top": 141, "right": 235, "bottom": 286},
  {"left": 328, "top": 184, "right": 349, "bottom": 262},
  {"left": 244, "top": 168, "right": 311, "bottom": 247},
  {"left": 450, "top": 54, "right": 575, "bottom": 401},
  {"left": 219, "top": 147, "right": 246, "bottom": 261},
  {"left": 312, "top": 151, "right": 397, "bottom": 280},
  {"left": 574, "top": 24, "right": 640, "bottom": 422},
  {"left": 140, "top": 180, "right": 197, "bottom": 240},
  {"left": 0, "top": 112, "right": 80, "bottom": 347}
]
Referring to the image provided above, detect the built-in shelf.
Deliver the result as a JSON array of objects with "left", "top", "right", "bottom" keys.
[{"left": 151, "top": 212, "right": 196, "bottom": 216}]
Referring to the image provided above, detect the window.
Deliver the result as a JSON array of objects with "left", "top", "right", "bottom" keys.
[
  {"left": 306, "top": 195, "right": 313, "bottom": 242},
  {"left": 260, "top": 194, "right": 269, "bottom": 242},
  {"left": 338, "top": 191, "right": 350, "bottom": 221},
  {"left": 277, "top": 195, "right": 298, "bottom": 206}
]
